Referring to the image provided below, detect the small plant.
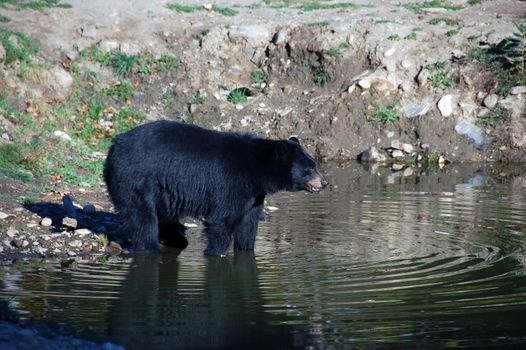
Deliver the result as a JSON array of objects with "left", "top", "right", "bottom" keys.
[
  {"left": 404, "top": 32, "right": 417, "bottom": 40},
  {"left": 0, "top": 15, "right": 10, "bottom": 22},
  {"left": 250, "top": 69, "right": 267, "bottom": 86},
  {"left": 468, "top": 0, "right": 482, "bottom": 4},
  {"left": 113, "top": 52, "right": 139, "bottom": 77},
  {"left": 177, "top": 113, "right": 191, "bottom": 123},
  {"left": 327, "top": 47, "right": 342, "bottom": 57},
  {"left": 429, "top": 17, "right": 461, "bottom": 26},
  {"left": 313, "top": 71, "right": 326, "bottom": 86},
  {"left": 427, "top": 61, "right": 452, "bottom": 88},
  {"left": 387, "top": 34, "right": 401, "bottom": 41},
  {"left": 300, "top": 2, "right": 373, "bottom": 12},
  {"left": 138, "top": 64, "right": 152, "bottom": 74},
  {"left": 422, "top": 151, "right": 439, "bottom": 168},
  {"left": 309, "top": 20, "right": 331, "bottom": 27},
  {"left": 165, "top": 3, "right": 198, "bottom": 12},
  {"left": 368, "top": 106, "right": 399, "bottom": 123},
  {"left": 213, "top": 5, "right": 238, "bottom": 16},
  {"left": 479, "top": 105, "right": 510, "bottom": 128},
  {"left": 402, "top": 0, "right": 462, "bottom": 13},
  {"left": 192, "top": 94, "right": 205, "bottom": 104},
  {"left": 339, "top": 41, "right": 350, "bottom": 49},
  {"left": 375, "top": 19, "right": 395, "bottom": 24},
  {"left": 156, "top": 54, "right": 181, "bottom": 72},
  {"left": 446, "top": 29, "right": 460, "bottom": 37},
  {"left": 0, "top": 28, "right": 39, "bottom": 64},
  {"left": 227, "top": 88, "right": 249, "bottom": 104}
]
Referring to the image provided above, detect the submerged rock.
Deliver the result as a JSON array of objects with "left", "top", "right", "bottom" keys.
[{"left": 359, "top": 147, "right": 388, "bottom": 163}]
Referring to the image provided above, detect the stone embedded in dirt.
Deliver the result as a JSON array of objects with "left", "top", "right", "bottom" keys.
[
  {"left": 80, "top": 24, "right": 97, "bottom": 39},
  {"left": 106, "top": 241, "right": 122, "bottom": 255},
  {"left": 44, "top": 66, "right": 74, "bottom": 99},
  {"left": 358, "top": 76, "right": 397, "bottom": 91},
  {"left": 40, "top": 217, "right": 53, "bottom": 227},
  {"left": 460, "top": 102, "right": 475, "bottom": 115},
  {"left": 455, "top": 121, "right": 488, "bottom": 150},
  {"left": 0, "top": 212, "right": 8, "bottom": 220},
  {"left": 511, "top": 86, "right": 526, "bottom": 95},
  {"left": 391, "top": 140, "right": 414, "bottom": 154},
  {"left": 272, "top": 31, "right": 286, "bottom": 45},
  {"left": 384, "top": 48, "right": 396, "bottom": 57},
  {"left": 74, "top": 228, "right": 92, "bottom": 236},
  {"left": 68, "top": 240, "right": 82, "bottom": 248},
  {"left": 120, "top": 42, "right": 141, "bottom": 56},
  {"left": 359, "top": 147, "right": 388, "bottom": 163},
  {"left": 404, "top": 102, "right": 430, "bottom": 118},
  {"left": 82, "top": 204, "right": 96, "bottom": 214},
  {"left": 99, "top": 40, "right": 119, "bottom": 53},
  {"left": 62, "top": 217, "right": 78, "bottom": 230},
  {"left": 416, "top": 66, "right": 428, "bottom": 87},
  {"left": 228, "top": 25, "right": 272, "bottom": 47},
  {"left": 483, "top": 94, "right": 498, "bottom": 108},
  {"left": 392, "top": 150, "right": 405, "bottom": 158},
  {"left": 437, "top": 95, "right": 453, "bottom": 117},
  {"left": 53, "top": 130, "right": 74, "bottom": 143},
  {"left": 399, "top": 81, "right": 412, "bottom": 92},
  {"left": 6, "top": 228, "right": 18, "bottom": 238},
  {"left": 392, "top": 163, "right": 404, "bottom": 171}
]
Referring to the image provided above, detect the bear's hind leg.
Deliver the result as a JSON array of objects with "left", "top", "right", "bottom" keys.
[{"left": 159, "top": 221, "right": 189, "bottom": 249}]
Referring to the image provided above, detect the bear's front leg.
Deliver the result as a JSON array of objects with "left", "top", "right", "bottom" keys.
[
  {"left": 204, "top": 221, "right": 234, "bottom": 256},
  {"left": 233, "top": 199, "right": 264, "bottom": 251},
  {"left": 118, "top": 199, "right": 160, "bottom": 251}
]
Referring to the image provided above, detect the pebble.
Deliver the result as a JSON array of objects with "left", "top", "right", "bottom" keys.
[
  {"left": 403, "top": 167, "right": 414, "bottom": 177},
  {"left": 359, "top": 147, "right": 388, "bottom": 163},
  {"left": 460, "top": 103, "right": 475, "bottom": 115},
  {"left": 384, "top": 48, "right": 396, "bottom": 57},
  {"left": 437, "top": 95, "right": 453, "bottom": 117},
  {"left": 183, "top": 223, "right": 198, "bottom": 228},
  {"left": 53, "top": 130, "right": 73, "bottom": 143},
  {"left": 34, "top": 246, "right": 47, "bottom": 255},
  {"left": 404, "top": 102, "right": 430, "bottom": 118},
  {"left": 392, "top": 150, "right": 405, "bottom": 158},
  {"left": 511, "top": 86, "right": 526, "bottom": 95},
  {"left": 106, "top": 241, "right": 122, "bottom": 255},
  {"left": 392, "top": 164, "right": 404, "bottom": 171},
  {"left": 266, "top": 206, "right": 279, "bottom": 212},
  {"left": 358, "top": 76, "right": 397, "bottom": 91},
  {"left": 74, "top": 228, "right": 92, "bottom": 236},
  {"left": 272, "top": 31, "right": 286, "bottom": 45},
  {"left": 68, "top": 240, "right": 82, "bottom": 248},
  {"left": 62, "top": 217, "right": 78, "bottom": 230},
  {"left": 483, "top": 94, "right": 498, "bottom": 108},
  {"left": 40, "top": 217, "right": 53, "bottom": 227},
  {"left": 0, "top": 212, "right": 8, "bottom": 220},
  {"left": 6, "top": 228, "right": 18, "bottom": 238}
]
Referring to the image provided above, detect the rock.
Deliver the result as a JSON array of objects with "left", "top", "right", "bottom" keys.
[
  {"left": 53, "top": 130, "right": 74, "bottom": 143},
  {"left": 68, "top": 240, "right": 82, "bottom": 248},
  {"left": 99, "top": 40, "right": 119, "bottom": 53},
  {"left": 0, "top": 212, "right": 8, "bottom": 220},
  {"left": 455, "top": 121, "right": 488, "bottom": 150},
  {"left": 74, "top": 228, "right": 92, "bottom": 236},
  {"left": 80, "top": 24, "right": 97, "bottom": 39},
  {"left": 384, "top": 48, "right": 396, "bottom": 57},
  {"left": 359, "top": 147, "right": 388, "bottom": 163},
  {"left": 399, "top": 81, "right": 412, "bottom": 92},
  {"left": 460, "top": 102, "right": 475, "bottom": 115},
  {"left": 392, "top": 163, "right": 404, "bottom": 171},
  {"left": 404, "top": 102, "right": 430, "bottom": 118},
  {"left": 82, "top": 204, "right": 96, "bottom": 214},
  {"left": 437, "top": 95, "right": 453, "bottom": 117},
  {"left": 416, "top": 66, "right": 428, "bottom": 87},
  {"left": 229, "top": 25, "right": 271, "bottom": 46},
  {"left": 483, "top": 94, "right": 498, "bottom": 108},
  {"left": 511, "top": 86, "right": 526, "bottom": 95},
  {"left": 272, "top": 31, "right": 286, "bottom": 45},
  {"left": 6, "top": 228, "right": 18, "bottom": 238},
  {"left": 62, "top": 217, "right": 78, "bottom": 230},
  {"left": 120, "top": 42, "right": 141, "bottom": 56},
  {"left": 350, "top": 70, "right": 370, "bottom": 83},
  {"left": 403, "top": 167, "right": 414, "bottom": 177},
  {"left": 106, "top": 241, "right": 122, "bottom": 255},
  {"left": 392, "top": 150, "right": 405, "bottom": 158},
  {"left": 391, "top": 140, "right": 414, "bottom": 154},
  {"left": 358, "top": 76, "right": 397, "bottom": 91},
  {"left": 400, "top": 59, "right": 413, "bottom": 70},
  {"left": 40, "top": 217, "right": 53, "bottom": 227},
  {"left": 44, "top": 67, "right": 74, "bottom": 99}
]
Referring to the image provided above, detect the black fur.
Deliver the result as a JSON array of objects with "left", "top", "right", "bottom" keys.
[{"left": 103, "top": 120, "right": 325, "bottom": 256}]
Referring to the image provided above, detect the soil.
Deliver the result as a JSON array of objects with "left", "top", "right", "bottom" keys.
[{"left": 1, "top": 0, "right": 526, "bottom": 259}]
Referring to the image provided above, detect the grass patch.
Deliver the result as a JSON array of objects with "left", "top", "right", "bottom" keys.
[
  {"left": 368, "top": 106, "right": 399, "bottom": 123},
  {"left": 309, "top": 20, "right": 331, "bottom": 27},
  {"left": 166, "top": 3, "right": 238, "bottom": 16},
  {"left": 446, "top": 29, "right": 460, "bottom": 37},
  {"left": 227, "top": 88, "right": 249, "bottom": 104},
  {"left": 192, "top": 93, "right": 205, "bottom": 104},
  {"left": 402, "top": 0, "right": 462, "bottom": 13},
  {"left": 429, "top": 17, "right": 461, "bottom": 26},
  {"left": 387, "top": 34, "right": 401, "bottom": 41},
  {"left": 251, "top": 69, "right": 268, "bottom": 86},
  {"left": 427, "top": 61, "right": 452, "bottom": 89},
  {"left": 479, "top": 105, "right": 510, "bottom": 128},
  {"left": 0, "top": 28, "right": 39, "bottom": 64},
  {"left": 299, "top": 1, "right": 374, "bottom": 12},
  {"left": 0, "top": 0, "right": 71, "bottom": 10},
  {"left": 213, "top": 5, "right": 238, "bottom": 16},
  {"left": 375, "top": 19, "right": 395, "bottom": 24},
  {"left": 404, "top": 32, "right": 417, "bottom": 40},
  {"left": 327, "top": 47, "right": 342, "bottom": 57}
]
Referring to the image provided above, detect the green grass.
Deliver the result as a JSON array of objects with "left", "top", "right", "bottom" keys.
[
  {"left": 479, "top": 105, "right": 510, "bottom": 128},
  {"left": 429, "top": 17, "right": 461, "bottom": 26},
  {"left": 227, "top": 88, "right": 249, "bottom": 104},
  {"left": 402, "top": 0, "right": 462, "bottom": 12},
  {"left": 327, "top": 47, "right": 342, "bottom": 57},
  {"left": 0, "top": 15, "right": 10, "bottom": 22},
  {"left": 309, "top": 20, "right": 331, "bottom": 27},
  {"left": 375, "top": 19, "right": 395, "bottom": 24},
  {"left": 0, "top": 28, "right": 39, "bottom": 64},
  {"left": 213, "top": 5, "right": 238, "bottom": 16},
  {"left": 387, "top": 34, "right": 401, "bottom": 41},
  {"left": 446, "top": 29, "right": 460, "bottom": 37},
  {"left": 192, "top": 93, "right": 205, "bottom": 104},
  {"left": 299, "top": 1, "right": 374, "bottom": 12},
  {"left": 427, "top": 61, "right": 452, "bottom": 88},
  {"left": 166, "top": 3, "right": 238, "bottom": 16},
  {"left": 165, "top": 3, "right": 198, "bottom": 12},
  {"left": 0, "top": 0, "right": 71, "bottom": 10},
  {"left": 404, "top": 32, "right": 417, "bottom": 40},
  {"left": 100, "top": 80, "right": 134, "bottom": 102},
  {"left": 251, "top": 69, "right": 267, "bottom": 86},
  {"left": 113, "top": 52, "right": 139, "bottom": 77},
  {"left": 368, "top": 106, "right": 399, "bottom": 123}
]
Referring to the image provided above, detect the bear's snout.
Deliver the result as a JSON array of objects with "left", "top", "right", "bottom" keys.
[{"left": 305, "top": 171, "right": 328, "bottom": 193}]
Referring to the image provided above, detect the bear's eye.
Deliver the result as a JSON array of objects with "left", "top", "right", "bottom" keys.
[{"left": 305, "top": 167, "right": 315, "bottom": 173}]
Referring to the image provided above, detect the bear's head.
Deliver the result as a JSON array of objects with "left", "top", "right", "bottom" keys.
[{"left": 276, "top": 137, "right": 328, "bottom": 193}]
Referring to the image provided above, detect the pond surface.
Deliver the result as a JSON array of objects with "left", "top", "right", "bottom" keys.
[{"left": 1, "top": 163, "right": 526, "bottom": 349}]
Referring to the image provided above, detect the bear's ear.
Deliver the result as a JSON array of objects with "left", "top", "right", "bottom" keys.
[
  {"left": 288, "top": 136, "right": 300, "bottom": 144},
  {"left": 275, "top": 141, "right": 289, "bottom": 160}
]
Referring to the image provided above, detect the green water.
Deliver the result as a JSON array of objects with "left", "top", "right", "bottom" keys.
[{"left": 1, "top": 163, "right": 526, "bottom": 349}]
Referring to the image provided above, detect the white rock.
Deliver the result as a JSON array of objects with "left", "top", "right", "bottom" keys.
[
  {"left": 266, "top": 206, "right": 279, "bottom": 212},
  {"left": 511, "top": 86, "right": 526, "bottom": 95},
  {"left": 0, "top": 212, "right": 8, "bottom": 220},
  {"left": 120, "top": 42, "right": 141, "bottom": 56},
  {"left": 358, "top": 76, "right": 397, "bottom": 91},
  {"left": 392, "top": 150, "right": 405, "bottom": 158},
  {"left": 437, "top": 95, "right": 453, "bottom": 117},
  {"left": 183, "top": 223, "right": 198, "bottom": 228},
  {"left": 392, "top": 163, "right": 404, "bottom": 171},
  {"left": 99, "top": 40, "right": 119, "bottom": 53},
  {"left": 45, "top": 67, "right": 74, "bottom": 99},
  {"left": 6, "top": 228, "right": 18, "bottom": 238},
  {"left": 74, "top": 228, "right": 92, "bottom": 236},
  {"left": 384, "top": 48, "right": 396, "bottom": 57},
  {"left": 54, "top": 130, "right": 73, "bottom": 143},
  {"left": 404, "top": 102, "right": 430, "bottom": 118},
  {"left": 40, "top": 217, "right": 53, "bottom": 227},
  {"left": 35, "top": 246, "right": 48, "bottom": 255},
  {"left": 69, "top": 240, "right": 82, "bottom": 248},
  {"left": 272, "top": 31, "right": 286, "bottom": 45},
  {"left": 403, "top": 167, "right": 414, "bottom": 177},
  {"left": 483, "top": 94, "right": 498, "bottom": 108}
]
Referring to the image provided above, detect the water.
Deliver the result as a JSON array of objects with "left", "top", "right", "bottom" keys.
[{"left": 1, "top": 163, "right": 526, "bottom": 349}]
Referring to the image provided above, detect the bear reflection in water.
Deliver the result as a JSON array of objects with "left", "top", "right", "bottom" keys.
[{"left": 104, "top": 121, "right": 327, "bottom": 256}]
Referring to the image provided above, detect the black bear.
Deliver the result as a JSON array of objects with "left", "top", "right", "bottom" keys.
[{"left": 103, "top": 120, "right": 327, "bottom": 256}]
